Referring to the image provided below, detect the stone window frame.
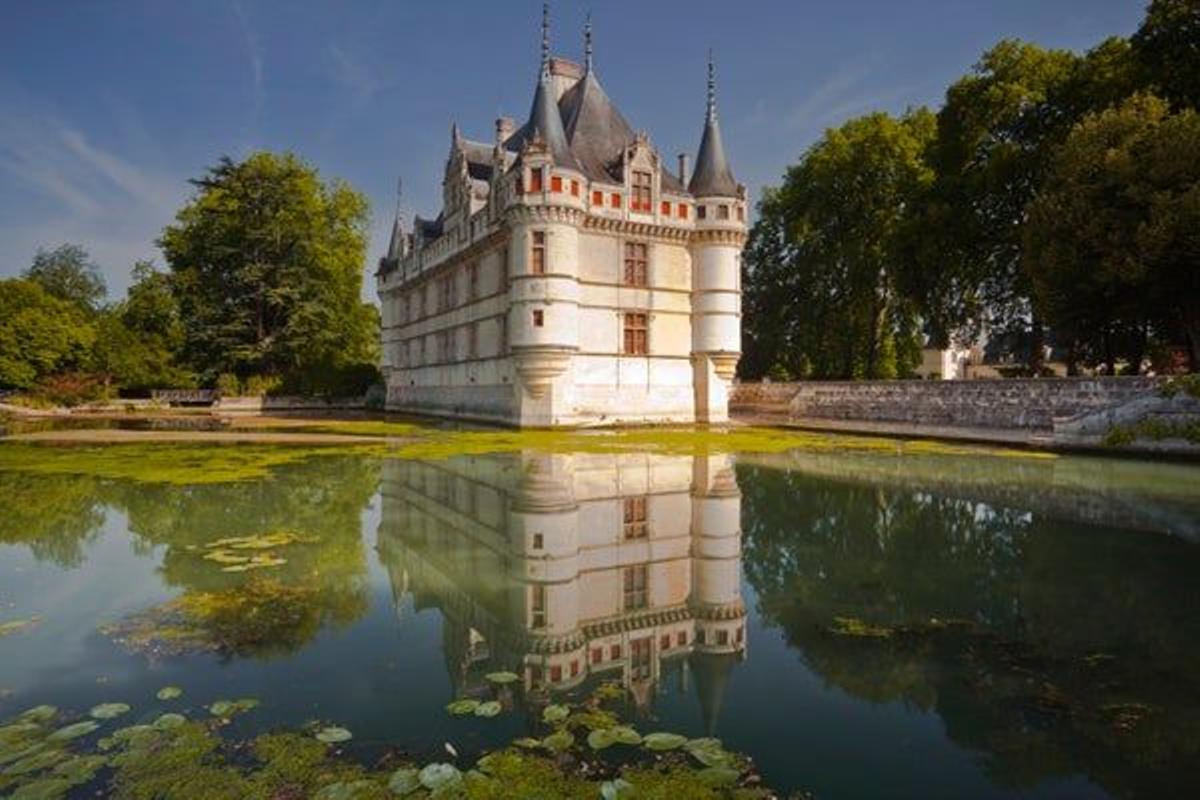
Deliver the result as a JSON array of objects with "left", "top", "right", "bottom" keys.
[
  {"left": 623, "top": 311, "right": 648, "bottom": 355},
  {"left": 531, "top": 584, "right": 546, "bottom": 629},
  {"left": 622, "top": 495, "right": 649, "bottom": 538},
  {"left": 531, "top": 230, "right": 547, "bottom": 275},
  {"left": 622, "top": 240, "right": 649, "bottom": 288},
  {"left": 624, "top": 564, "right": 648, "bottom": 611},
  {"left": 630, "top": 169, "right": 653, "bottom": 212}
]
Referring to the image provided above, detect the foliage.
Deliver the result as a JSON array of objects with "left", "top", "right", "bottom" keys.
[
  {"left": 159, "top": 152, "right": 379, "bottom": 391},
  {"left": 1026, "top": 95, "right": 1200, "bottom": 369},
  {"left": 1131, "top": 0, "right": 1200, "bottom": 110},
  {"left": 23, "top": 243, "right": 107, "bottom": 313},
  {"left": 741, "top": 110, "right": 933, "bottom": 379},
  {"left": 0, "top": 279, "right": 95, "bottom": 390}
]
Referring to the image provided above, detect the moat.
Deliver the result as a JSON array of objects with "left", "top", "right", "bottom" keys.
[{"left": 1, "top": 425, "right": 1198, "bottom": 798}]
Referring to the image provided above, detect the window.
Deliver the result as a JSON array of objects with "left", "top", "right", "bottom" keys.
[
  {"left": 718, "top": 629, "right": 729, "bottom": 646},
  {"left": 531, "top": 231, "right": 546, "bottom": 274},
  {"left": 660, "top": 200, "right": 671, "bottom": 216},
  {"left": 571, "top": 180, "right": 580, "bottom": 197},
  {"left": 677, "top": 631, "right": 687, "bottom": 646},
  {"left": 610, "top": 192, "right": 622, "bottom": 208},
  {"left": 678, "top": 203, "right": 689, "bottom": 219},
  {"left": 528, "top": 167, "right": 543, "bottom": 193},
  {"left": 623, "top": 242, "right": 648, "bottom": 287},
  {"left": 499, "top": 317, "right": 508, "bottom": 355},
  {"left": 440, "top": 276, "right": 453, "bottom": 312},
  {"left": 737, "top": 205, "right": 745, "bottom": 222},
  {"left": 736, "top": 626, "right": 744, "bottom": 643},
  {"left": 592, "top": 189, "right": 603, "bottom": 205},
  {"left": 623, "top": 564, "right": 648, "bottom": 611},
  {"left": 418, "top": 286, "right": 427, "bottom": 318},
  {"left": 631, "top": 170, "right": 652, "bottom": 212},
  {"left": 467, "top": 323, "right": 478, "bottom": 359},
  {"left": 550, "top": 664, "right": 562, "bottom": 682},
  {"left": 697, "top": 629, "right": 706, "bottom": 645},
  {"left": 631, "top": 638, "right": 652, "bottom": 680},
  {"left": 531, "top": 585, "right": 546, "bottom": 629},
  {"left": 532, "top": 533, "right": 543, "bottom": 550},
  {"left": 611, "top": 644, "right": 621, "bottom": 659},
  {"left": 697, "top": 205, "right": 707, "bottom": 220},
  {"left": 551, "top": 175, "right": 563, "bottom": 193},
  {"left": 623, "top": 496, "right": 648, "bottom": 539},
  {"left": 533, "top": 309, "right": 544, "bottom": 327},
  {"left": 591, "top": 647, "right": 602, "bottom": 664},
  {"left": 570, "top": 660, "right": 579, "bottom": 677},
  {"left": 660, "top": 634, "right": 670, "bottom": 650},
  {"left": 718, "top": 204, "right": 730, "bottom": 220},
  {"left": 623, "top": 312, "right": 648, "bottom": 355},
  {"left": 467, "top": 262, "right": 479, "bottom": 301}
]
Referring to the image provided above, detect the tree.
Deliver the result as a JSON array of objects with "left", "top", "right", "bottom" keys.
[
  {"left": 0, "top": 279, "right": 95, "bottom": 389},
  {"left": 915, "top": 41, "right": 1079, "bottom": 367},
  {"left": 159, "top": 152, "right": 379, "bottom": 392},
  {"left": 1132, "top": 0, "right": 1200, "bottom": 111},
  {"left": 23, "top": 244, "right": 107, "bottom": 313},
  {"left": 741, "top": 110, "right": 934, "bottom": 379},
  {"left": 1026, "top": 95, "right": 1200, "bottom": 370}
]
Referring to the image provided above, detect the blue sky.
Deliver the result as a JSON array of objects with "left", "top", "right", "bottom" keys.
[{"left": 0, "top": 0, "right": 1145, "bottom": 299}]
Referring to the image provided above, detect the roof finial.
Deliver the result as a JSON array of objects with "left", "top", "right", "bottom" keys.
[
  {"left": 540, "top": 2, "right": 550, "bottom": 78},
  {"left": 584, "top": 12, "right": 593, "bottom": 73},
  {"left": 706, "top": 48, "right": 716, "bottom": 123},
  {"left": 394, "top": 176, "right": 403, "bottom": 220}
]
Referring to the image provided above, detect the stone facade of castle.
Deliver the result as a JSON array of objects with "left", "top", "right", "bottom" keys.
[
  {"left": 376, "top": 11, "right": 746, "bottom": 426},
  {"left": 377, "top": 452, "right": 746, "bottom": 724}
]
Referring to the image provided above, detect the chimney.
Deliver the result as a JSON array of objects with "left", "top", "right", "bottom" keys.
[
  {"left": 496, "top": 116, "right": 515, "bottom": 144},
  {"left": 677, "top": 153, "right": 690, "bottom": 186}
]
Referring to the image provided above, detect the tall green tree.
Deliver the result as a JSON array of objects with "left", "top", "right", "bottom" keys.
[
  {"left": 741, "top": 110, "right": 933, "bottom": 379},
  {"left": 23, "top": 243, "right": 107, "bottom": 313},
  {"left": 159, "top": 152, "right": 378, "bottom": 391},
  {"left": 1026, "top": 95, "right": 1200, "bottom": 370},
  {"left": 1131, "top": 0, "right": 1200, "bottom": 111},
  {"left": 0, "top": 279, "right": 95, "bottom": 389}
]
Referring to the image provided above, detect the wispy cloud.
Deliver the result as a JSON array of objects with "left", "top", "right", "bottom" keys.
[
  {"left": 231, "top": 0, "right": 264, "bottom": 122},
  {"left": 782, "top": 57, "right": 929, "bottom": 135},
  {"left": 326, "top": 43, "right": 393, "bottom": 107},
  {"left": 0, "top": 88, "right": 187, "bottom": 294}
]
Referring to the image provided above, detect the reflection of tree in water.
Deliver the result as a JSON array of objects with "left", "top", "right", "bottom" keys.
[
  {"left": 102, "top": 455, "right": 381, "bottom": 659},
  {"left": 0, "top": 473, "right": 103, "bottom": 568},
  {"left": 739, "top": 464, "right": 1200, "bottom": 798}
]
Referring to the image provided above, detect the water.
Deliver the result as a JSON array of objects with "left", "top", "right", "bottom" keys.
[{"left": 2, "top": 443, "right": 1199, "bottom": 798}]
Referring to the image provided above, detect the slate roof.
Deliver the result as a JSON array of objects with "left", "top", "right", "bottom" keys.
[
  {"left": 688, "top": 59, "right": 738, "bottom": 197},
  {"left": 559, "top": 69, "right": 633, "bottom": 182}
]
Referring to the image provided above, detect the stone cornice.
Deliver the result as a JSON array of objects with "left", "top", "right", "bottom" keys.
[
  {"left": 583, "top": 215, "right": 692, "bottom": 244},
  {"left": 690, "top": 228, "right": 747, "bottom": 247},
  {"left": 505, "top": 205, "right": 587, "bottom": 226},
  {"left": 386, "top": 228, "right": 508, "bottom": 294}
]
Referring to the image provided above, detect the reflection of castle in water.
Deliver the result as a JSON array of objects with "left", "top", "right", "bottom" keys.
[{"left": 376, "top": 453, "right": 745, "bottom": 730}]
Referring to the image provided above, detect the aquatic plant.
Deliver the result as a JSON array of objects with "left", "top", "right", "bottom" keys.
[{"left": 0, "top": 617, "right": 40, "bottom": 638}]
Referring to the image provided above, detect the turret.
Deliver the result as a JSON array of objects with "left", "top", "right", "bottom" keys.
[
  {"left": 688, "top": 54, "right": 746, "bottom": 422},
  {"left": 506, "top": 3, "right": 583, "bottom": 422}
]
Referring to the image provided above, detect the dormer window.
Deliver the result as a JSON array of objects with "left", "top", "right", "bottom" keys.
[
  {"left": 528, "top": 167, "right": 543, "bottom": 193},
  {"left": 660, "top": 200, "right": 670, "bottom": 216},
  {"left": 592, "top": 190, "right": 603, "bottom": 205},
  {"left": 551, "top": 175, "right": 563, "bottom": 193},
  {"left": 631, "top": 170, "right": 652, "bottom": 212},
  {"left": 718, "top": 204, "right": 730, "bottom": 220},
  {"left": 697, "top": 205, "right": 707, "bottom": 220}
]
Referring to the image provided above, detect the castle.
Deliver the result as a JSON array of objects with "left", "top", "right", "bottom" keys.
[
  {"left": 376, "top": 8, "right": 746, "bottom": 426},
  {"left": 376, "top": 451, "right": 746, "bottom": 727}
]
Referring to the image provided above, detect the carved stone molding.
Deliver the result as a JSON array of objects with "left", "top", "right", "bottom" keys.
[{"left": 511, "top": 345, "right": 574, "bottom": 398}]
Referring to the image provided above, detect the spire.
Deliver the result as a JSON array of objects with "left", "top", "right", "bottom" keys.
[
  {"left": 540, "top": 2, "right": 550, "bottom": 78},
  {"left": 521, "top": 2, "right": 579, "bottom": 169},
  {"left": 688, "top": 50, "right": 738, "bottom": 197},
  {"left": 584, "top": 12, "right": 593, "bottom": 73},
  {"left": 385, "top": 177, "right": 404, "bottom": 261}
]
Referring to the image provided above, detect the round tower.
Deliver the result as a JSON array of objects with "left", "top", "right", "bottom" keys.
[
  {"left": 690, "top": 454, "right": 746, "bottom": 656},
  {"left": 687, "top": 54, "right": 746, "bottom": 423}
]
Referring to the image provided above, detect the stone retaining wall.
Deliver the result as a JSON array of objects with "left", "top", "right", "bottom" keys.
[{"left": 730, "top": 377, "right": 1166, "bottom": 432}]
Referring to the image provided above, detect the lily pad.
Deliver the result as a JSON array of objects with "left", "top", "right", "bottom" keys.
[
  {"left": 473, "top": 701, "right": 502, "bottom": 718},
  {"left": 1, "top": 742, "right": 47, "bottom": 767},
  {"left": 484, "top": 671, "right": 520, "bottom": 685},
  {"left": 541, "top": 729, "right": 574, "bottom": 753},
  {"left": 4, "top": 747, "right": 67, "bottom": 774},
  {"left": 512, "top": 737, "right": 542, "bottom": 749},
  {"left": 18, "top": 705, "right": 57, "bottom": 724},
  {"left": 696, "top": 766, "right": 741, "bottom": 787},
  {"left": 152, "top": 714, "right": 186, "bottom": 730},
  {"left": 685, "top": 737, "right": 735, "bottom": 768},
  {"left": 587, "top": 728, "right": 616, "bottom": 750},
  {"left": 89, "top": 703, "right": 131, "bottom": 720},
  {"left": 542, "top": 703, "right": 570, "bottom": 724},
  {"left": 156, "top": 686, "right": 183, "bottom": 700},
  {"left": 600, "top": 778, "right": 635, "bottom": 800},
  {"left": 610, "top": 726, "right": 642, "bottom": 745},
  {"left": 208, "top": 698, "right": 258, "bottom": 718},
  {"left": 419, "top": 762, "right": 462, "bottom": 791},
  {"left": 642, "top": 732, "right": 688, "bottom": 751},
  {"left": 52, "top": 754, "right": 108, "bottom": 784},
  {"left": 388, "top": 766, "right": 422, "bottom": 795},
  {"left": 202, "top": 550, "right": 250, "bottom": 565},
  {"left": 314, "top": 781, "right": 375, "bottom": 800},
  {"left": 315, "top": 726, "right": 353, "bottom": 744},
  {"left": 48, "top": 721, "right": 100, "bottom": 741},
  {"left": 445, "top": 699, "right": 479, "bottom": 716}
]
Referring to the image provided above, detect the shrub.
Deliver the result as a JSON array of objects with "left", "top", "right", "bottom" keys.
[
  {"left": 215, "top": 373, "right": 241, "bottom": 397},
  {"left": 243, "top": 374, "right": 283, "bottom": 397},
  {"left": 32, "top": 372, "right": 111, "bottom": 407}
]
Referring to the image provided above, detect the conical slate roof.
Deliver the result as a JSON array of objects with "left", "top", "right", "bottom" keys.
[
  {"left": 506, "top": 4, "right": 581, "bottom": 171},
  {"left": 559, "top": 69, "right": 633, "bottom": 182},
  {"left": 688, "top": 58, "right": 738, "bottom": 197},
  {"left": 385, "top": 215, "right": 404, "bottom": 261}
]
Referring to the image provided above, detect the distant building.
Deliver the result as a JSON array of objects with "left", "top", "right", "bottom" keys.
[
  {"left": 376, "top": 9, "right": 746, "bottom": 426},
  {"left": 377, "top": 452, "right": 746, "bottom": 728}
]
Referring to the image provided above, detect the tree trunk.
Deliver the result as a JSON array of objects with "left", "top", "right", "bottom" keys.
[
  {"left": 1028, "top": 315, "right": 1045, "bottom": 376},
  {"left": 1066, "top": 339, "right": 1079, "bottom": 377}
]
